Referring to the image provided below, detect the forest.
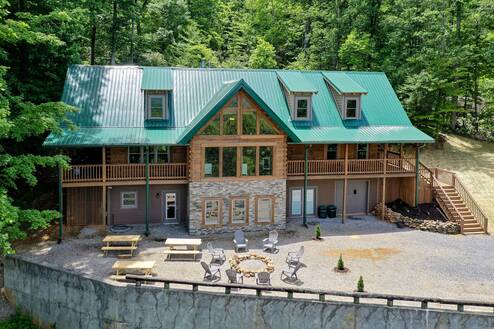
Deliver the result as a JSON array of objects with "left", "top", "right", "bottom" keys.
[{"left": 0, "top": 0, "right": 493, "bottom": 252}]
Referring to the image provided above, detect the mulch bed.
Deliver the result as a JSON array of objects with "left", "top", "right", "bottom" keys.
[{"left": 386, "top": 199, "right": 446, "bottom": 222}]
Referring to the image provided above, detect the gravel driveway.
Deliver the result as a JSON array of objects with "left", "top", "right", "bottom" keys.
[{"left": 16, "top": 216, "right": 494, "bottom": 302}]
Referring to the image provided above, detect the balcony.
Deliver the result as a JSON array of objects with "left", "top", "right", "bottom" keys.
[
  {"left": 62, "top": 163, "right": 188, "bottom": 186},
  {"left": 287, "top": 159, "right": 416, "bottom": 177}
]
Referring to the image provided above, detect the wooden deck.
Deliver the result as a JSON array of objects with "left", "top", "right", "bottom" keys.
[
  {"left": 287, "top": 158, "right": 416, "bottom": 178},
  {"left": 62, "top": 163, "right": 188, "bottom": 186}
]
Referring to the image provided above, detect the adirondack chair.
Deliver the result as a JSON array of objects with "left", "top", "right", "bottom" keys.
[
  {"left": 262, "top": 230, "right": 279, "bottom": 253},
  {"left": 255, "top": 271, "right": 271, "bottom": 285},
  {"left": 201, "top": 261, "right": 221, "bottom": 281},
  {"left": 226, "top": 269, "right": 243, "bottom": 284},
  {"left": 281, "top": 263, "right": 302, "bottom": 281},
  {"left": 207, "top": 242, "right": 226, "bottom": 263},
  {"left": 286, "top": 246, "right": 304, "bottom": 265},
  {"left": 233, "top": 230, "right": 248, "bottom": 252}
]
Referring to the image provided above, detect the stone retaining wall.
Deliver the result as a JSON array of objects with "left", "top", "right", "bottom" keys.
[{"left": 4, "top": 257, "right": 494, "bottom": 329}]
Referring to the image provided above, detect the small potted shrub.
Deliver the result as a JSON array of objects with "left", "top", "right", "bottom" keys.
[
  {"left": 333, "top": 254, "right": 349, "bottom": 273},
  {"left": 356, "top": 276, "right": 365, "bottom": 293},
  {"left": 313, "top": 224, "right": 322, "bottom": 240}
]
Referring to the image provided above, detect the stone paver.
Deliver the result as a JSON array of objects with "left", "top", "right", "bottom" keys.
[{"left": 17, "top": 216, "right": 494, "bottom": 302}]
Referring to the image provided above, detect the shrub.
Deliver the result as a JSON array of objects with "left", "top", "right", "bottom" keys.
[
  {"left": 315, "top": 224, "right": 321, "bottom": 239},
  {"left": 357, "top": 276, "right": 365, "bottom": 292},
  {"left": 337, "top": 254, "right": 345, "bottom": 270},
  {"left": 0, "top": 312, "right": 39, "bottom": 329}
]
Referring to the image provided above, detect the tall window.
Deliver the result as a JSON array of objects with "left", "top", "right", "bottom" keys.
[
  {"left": 201, "top": 115, "right": 220, "bottom": 135},
  {"left": 242, "top": 110, "right": 257, "bottom": 135},
  {"left": 259, "top": 146, "right": 273, "bottom": 176},
  {"left": 357, "top": 144, "right": 368, "bottom": 159},
  {"left": 230, "top": 197, "right": 248, "bottom": 224},
  {"left": 147, "top": 93, "right": 167, "bottom": 119},
  {"left": 223, "top": 109, "right": 237, "bottom": 135},
  {"left": 204, "top": 147, "right": 220, "bottom": 177},
  {"left": 256, "top": 196, "right": 274, "bottom": 223},
  {"left": 345, "top": 97, "right": 359, "bottom": 119},
  {"left": 203, "top": 199, "right": 222, "bottom": 225},
  {"left": 259, "top": 117, "right": 276, "bottom": 134},
  {"left": 242, "top": 147, "right": 257, "bottom": 176},
  {"left": 294, "top": 96, "right": 310, "bottom": 120},
  {"left": 326, "top": 144, "right": 338, "bottom": 160},
  {"left": 222, "top": 147, "right": 237, "bottom": 177}
]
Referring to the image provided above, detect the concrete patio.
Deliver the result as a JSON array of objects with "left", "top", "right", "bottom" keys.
[{"left": 17, "top": 216, "right": 494, "bottom": 302}]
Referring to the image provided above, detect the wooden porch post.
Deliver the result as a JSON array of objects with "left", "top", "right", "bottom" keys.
[
  {"left": 57, "top": 163, "right": 63, "bottom": 244},
  {"left": 145, "top": 146, "right": 150, "bottom": 236},
  {"left": 415, "top": 145, "right": 420, "bottom": 208},
  {"left": 102, "top": 147, "right": 106, "bottom": 225},
  {"left": 381, "top": 144, "right": 388, "bottom": 220},
  {"left": 303, "top": 144, "right": 309, "bottom": 227},
  {"left": 342, "top": 144, "right": 348, "bottom": 224}
]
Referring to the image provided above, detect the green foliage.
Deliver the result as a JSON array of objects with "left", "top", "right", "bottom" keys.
[
  {"left": 337, "top": 254, "right": 345, "bottom": 270},
  {"left": 315, "top": 224, "right": 321, "bottom": 239},
  {"left": 338, "top": 31, "right": 375, "bottom": 70},
  {"left": 0, "top": 312, "right": 39, "bottom": 329},
  {"left": 249, "top": 38, "right": 277, "bottom": 69},
  {"left": 357, "top": 276, "right": 365, "bottom": 293}
]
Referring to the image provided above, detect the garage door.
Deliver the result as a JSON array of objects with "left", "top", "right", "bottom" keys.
[{"left": 335, "top": 180, "right": 368, "bottom": 214}]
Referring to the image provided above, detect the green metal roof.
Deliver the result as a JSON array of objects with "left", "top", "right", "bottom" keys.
[
  {"left": 322, "top": 72, "right": 367, "bottom": 94},
  {"left": 178, "top": 79, "right": 299, "bottom": 144},
  {"left": 141, "top": 67, "right": 173, "bottom": 90},
  {"left": 44, "top": 66, "right": 433, "bottom": 147},
  {"left": 277, "top": 71, "right": 318, "bottom": 93}
]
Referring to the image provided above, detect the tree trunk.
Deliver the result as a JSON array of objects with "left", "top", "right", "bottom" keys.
[
  {"left": 90, "top": 21, "right": 97, "bottom": 65},
  {"left": 110, "top": 0, "right": 118, "bottom": 65}
]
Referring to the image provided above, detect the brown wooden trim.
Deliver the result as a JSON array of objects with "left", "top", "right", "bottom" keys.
[
  {"left": 201, "top": 198, "right": 223, "bottom": 227},
  {"left": 254, "top": 195, "right": 275, "bottom": 224},
  {"left": 228, "top": 196, "right": 249, "bottom": 225},
  {"left": 381, "top": 144, "right": 388, "bottom": 219}
]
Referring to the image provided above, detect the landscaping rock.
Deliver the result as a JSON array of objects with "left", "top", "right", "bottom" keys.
[{"left": 372, "top": 203, "right": 460, "bottom": 234}]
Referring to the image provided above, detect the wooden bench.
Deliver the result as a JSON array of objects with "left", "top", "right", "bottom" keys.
[{"left": 163, "top": 249, "right": 201, "bottom": 261}]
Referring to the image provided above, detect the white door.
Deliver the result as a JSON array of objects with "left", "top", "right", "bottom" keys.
[
  {"left": 163, "top": 192, "right": 177, "bottom": 222},
  {"left": 335, "top": 180, "right": 368, "bottom": 214},
  {"left": 290, "top": 187, "right": 315, "bottom": 217}
]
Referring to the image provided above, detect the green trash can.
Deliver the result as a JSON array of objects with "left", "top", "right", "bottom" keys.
[
  {"left": 327, "top": 205, "right": 337, "bottom": 218},
  {"left": 318, "top": 205, "right": 328, "bottom": 219}
]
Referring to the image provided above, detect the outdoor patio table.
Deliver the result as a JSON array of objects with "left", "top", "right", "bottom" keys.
[
  {"left": 102, "top": 235, "right": 141, "bottom": 257},
  {"left": 164, "top": 238, "right": 202, "bottom": 261}
]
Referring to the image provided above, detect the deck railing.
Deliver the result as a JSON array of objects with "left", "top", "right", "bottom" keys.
[
  {"left": 431, "top": 167, "right": 488, "bottom": 233},
  {"left": 63, "top": 163, "right": 188, "bottom": 183},
  {"left": 125, "top": 275, "right": 494, "bottom": 314},
  {"left": 287, "top": 158, "right": 416, "bottom": 176}
]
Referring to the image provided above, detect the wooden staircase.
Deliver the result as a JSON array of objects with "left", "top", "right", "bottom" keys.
[
  {"left": 433, "top": 184, "right": 485, "bottom": 234},
  {"left": 419, "top": 163, "right": 489, "bottom": 234}
]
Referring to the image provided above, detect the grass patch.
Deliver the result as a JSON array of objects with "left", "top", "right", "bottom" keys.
[{"left": 0, "top": 313, "right": 39, "bottom": 329}]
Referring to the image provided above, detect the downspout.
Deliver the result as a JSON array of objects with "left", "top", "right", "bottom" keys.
[
  {"left": 57, "top": 163, "right": 63, "bottom": 244},
  {"left": 145, "top": 146, "right": 150, "bottom": 236},
  {"left": 415, "top": 145, "right": 421, "bottom": 208},
  {"left": 303, "top": 144, "right": 309, "bottom": 228}
]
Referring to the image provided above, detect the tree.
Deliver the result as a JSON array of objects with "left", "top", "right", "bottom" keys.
[
  {"left": 249, "top": 38, "right": 277, "bottom": 69},
  {"left": 0, "top": 1, "right": 75, "bottom": 254},
  {"left": 338, "top": 31, "right": 376, "bottom": 70}
]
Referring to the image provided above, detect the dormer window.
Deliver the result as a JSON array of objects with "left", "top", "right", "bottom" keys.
[
  {"left": 146, "top": 92, "right": 167, "bottom": 120},
  {"left": 293, "top": 95, "right": 312, "bottom": 120},
  {"left": 344, "top": 96, "right": 360, "bottom": 119}
]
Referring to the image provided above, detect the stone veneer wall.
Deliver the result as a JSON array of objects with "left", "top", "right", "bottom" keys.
[
  {"left": 188, "top": 179, "right": 286, "bottom": 234},
  {"left": 4, "top": 257, "right": 494, "bottom": 329}
]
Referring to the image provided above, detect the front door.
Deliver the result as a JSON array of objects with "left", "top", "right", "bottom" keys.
[
  {"left": 335, "top": 180, "right": 368, "bottom": 215},
  {"left": 163, "top": 192, "right": 177, "bottom": 222},
  {"left": 290, "top": 187, "right": 316, "bottom": 217}
]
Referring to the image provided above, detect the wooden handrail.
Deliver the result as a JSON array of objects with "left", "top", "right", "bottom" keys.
[
  {"left": 125, "top": 275, "right": 494, "bottom": 313},
  {"left": 287, "top": 159, "right": 416, "bottom": 176}
]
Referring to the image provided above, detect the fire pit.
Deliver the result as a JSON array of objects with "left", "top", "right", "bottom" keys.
[{"left": 229, "top": 253, "right": 274, "bottom": 277}]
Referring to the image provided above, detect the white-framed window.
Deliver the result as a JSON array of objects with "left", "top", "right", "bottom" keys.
[
  {"left": 203, "top": 198, "right": 222, "bottom": 226},
  {"left": 255, "top": 196, "right": 275, "bottom": 224},
  {"left": 230, "top": 197, "right": 248, "bottom": 225},
  {"left": 128, "top": 146, "right": 170, "bottom": 164},
  {"left": 326, "top": 144, "right": 338, "bottom": 160},
  {"left": 357, "top": 144, "right": 368, "bottom": 159},
  {"left": 121, "top": 191, "right": 138, "bottom": 209},
  {"left": 147, "top": 93, "right": 167, "bottom": 119},
  {"left": 294, "top": 96, "right": 311, "bottom": 120},
  {"left": 344, "top": 96, "right": 360, "bottom": 119}
]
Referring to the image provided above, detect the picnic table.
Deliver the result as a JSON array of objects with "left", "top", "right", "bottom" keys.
[
  {"left": 102, "top": 235, "right": 141, "bottom": 257},
  {"left": 111, "top": 260, "right": 155, "bottom": 281},
  {"left": 164, "top": 238, "right": 202, "bottom": 261}
]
